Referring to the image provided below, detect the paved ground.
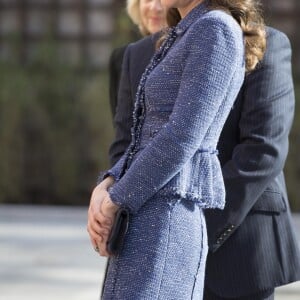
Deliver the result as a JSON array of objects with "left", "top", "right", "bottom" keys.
[{"left": 0, "top": 204, "right": 299, "bottom": 300}]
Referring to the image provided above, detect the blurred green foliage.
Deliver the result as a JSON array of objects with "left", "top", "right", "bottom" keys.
[{"left": 0, "top": 39, "right": 113, "bottom": 205}]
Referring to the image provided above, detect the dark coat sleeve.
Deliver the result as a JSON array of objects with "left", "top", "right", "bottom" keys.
[
  {"left": 205, "top": 28, "right": 295, "bottom": 252},
  {"left": 108, "top": 46, "right": 134, "bottom": 166},
  {"left": 108, "top": 35, "right": 157, "bottom": 167},
  {"left": 108, "top": 46, "right": 127, "bottom": 119}
]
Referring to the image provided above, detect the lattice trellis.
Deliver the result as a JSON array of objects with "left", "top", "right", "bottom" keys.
[
  {"left": 0, "top": 0, "right": 299, "bottom": 73},
  {"left": 0, "top": 0, "right": 114, "bottom": 68}
]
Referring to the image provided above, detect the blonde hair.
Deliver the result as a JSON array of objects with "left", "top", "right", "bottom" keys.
[
  {"left": 127, "top": 0, "right": 150, "bottom": 35},
  {"left": 165, "top": 0, "right": 266, "bottom": 73}
]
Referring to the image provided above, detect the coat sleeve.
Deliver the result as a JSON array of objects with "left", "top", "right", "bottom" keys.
[
  {"left": 205, "top": 29, "right": 295, "bottom": 252},
  {"left": 108, "top": 46, "right": 127, "bottom": 119},
  {"left": 108, "top": 45, "right": 134, "bottom": 166},
  {"left": 108, "top": 17, "right": 243, "bottom": 213}
]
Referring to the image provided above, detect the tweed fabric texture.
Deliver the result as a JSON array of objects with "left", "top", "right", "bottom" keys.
[
  {"left": 106, "top": 25, "right": 300, "bottom": 298},
  {"left": 102, "top": 196, "right": 208, "bottom": 299},
  {"left": 105, "top": 2, "right": 245, "bottom": 214},
  {"left": 108, "top": 3, "right": 244, "bottom": 212}
]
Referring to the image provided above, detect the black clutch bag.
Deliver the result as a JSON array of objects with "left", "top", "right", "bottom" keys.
[{"left": 106, "top": 207, "right": 130, "bottom": 256}]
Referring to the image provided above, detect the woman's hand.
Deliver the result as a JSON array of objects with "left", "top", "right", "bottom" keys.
[{"left": 87, "top": 176, "right": 119, "bottom": 256}]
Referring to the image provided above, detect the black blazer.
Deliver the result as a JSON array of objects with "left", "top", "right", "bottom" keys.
[
  {"left": 108, "top": 28, "right": 300, "bottom": 297},
  {"left": 108, "top": 46, "right": 127, "bottom": 118}
]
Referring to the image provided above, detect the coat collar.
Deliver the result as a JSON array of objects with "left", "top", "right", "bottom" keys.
[{"left": 175, "top": 1, "right": 209, "bottom": 35}]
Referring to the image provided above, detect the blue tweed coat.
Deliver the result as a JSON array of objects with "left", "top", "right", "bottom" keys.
[
  {"left": 106, "top": 22, "right": 300, "bottom": 299},
  {"left": 105, "top": 3, "right": 245, "bottom": 213}
]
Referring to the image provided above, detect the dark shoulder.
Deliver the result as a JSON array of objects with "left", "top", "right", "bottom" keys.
[
  {"left": 241, "top": 26, "right": 293, "bottom": 93},
  {"left": 266, "top": 26, "right": 291, "bottom": 48},
  {"left": 126, "top": 33, "right": 159, "bottom": 56},
  {"left": 263, "top": 27, "right": 291, "bottom": 61},
  {"left": 109, "top": 45, "right": 128, "bottom": 68},
  {"left": 250, "top": 26, "right": 292, "bottom": 73},
  {"left": 109, "top": 32, "right": 157, "bottom": 62}
]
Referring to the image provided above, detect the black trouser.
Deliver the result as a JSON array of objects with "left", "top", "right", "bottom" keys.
[{"left": 204, "top": 287, "right": 274, "bottom": 300}]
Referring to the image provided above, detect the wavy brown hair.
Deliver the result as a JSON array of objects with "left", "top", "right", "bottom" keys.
[{"left": 163, "top": 0, "right": 266, "bottom": 72}]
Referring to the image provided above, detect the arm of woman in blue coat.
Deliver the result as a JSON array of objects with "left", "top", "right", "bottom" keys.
[
  {"left": 107, "top": 15, "right": 244, "bottom": 213},
  {"left": 89, "top": 15, "right": 244, "bottom": 256}
]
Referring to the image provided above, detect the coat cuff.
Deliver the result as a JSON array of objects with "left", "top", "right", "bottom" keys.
[{"left": 108, "top": 183, "right": 142, "bottom": 214}]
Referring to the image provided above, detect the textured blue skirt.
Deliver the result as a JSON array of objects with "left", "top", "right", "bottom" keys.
[{"left": 102, "top": 195, "right": 208, "bottom": 300}]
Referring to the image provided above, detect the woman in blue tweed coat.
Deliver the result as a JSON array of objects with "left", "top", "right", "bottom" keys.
[{"left": 87, "top": 0, "right": 266, "bottom": 298}]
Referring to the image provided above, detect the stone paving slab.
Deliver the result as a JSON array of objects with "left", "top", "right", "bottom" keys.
[{"left": 0, "top": 204, "right": 299, "bottom": 300}]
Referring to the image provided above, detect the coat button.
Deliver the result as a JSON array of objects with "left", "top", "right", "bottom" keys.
[{"left": 216, "top": 237, "right": 223, "bottom": 244}]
